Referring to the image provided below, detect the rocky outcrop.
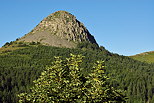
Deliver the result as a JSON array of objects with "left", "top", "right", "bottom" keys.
[{"left": 19, "top": 11, "right": 98, "bottom": 48}]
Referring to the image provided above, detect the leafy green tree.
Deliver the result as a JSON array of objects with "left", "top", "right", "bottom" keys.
[{"left": 18, "top": 54, "right": 126, "bottom": 103}]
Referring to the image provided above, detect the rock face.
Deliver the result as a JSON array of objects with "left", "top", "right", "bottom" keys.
[{"left": 19, "top": 11, "right": 98, "bottom": 48}]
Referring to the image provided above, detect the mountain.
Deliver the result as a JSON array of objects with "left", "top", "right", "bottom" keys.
[
  {"left": 19, "top": 11, "right": 97, "bottom": 48},
  {"left": 0, "top": 11, "right": 154, "bottom": 103},
  {"left": 130, "top": 51, "right": 154, "bottom": 63}
]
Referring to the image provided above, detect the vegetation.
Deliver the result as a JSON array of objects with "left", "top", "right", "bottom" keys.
[
  {"left": 18, "top": 54, "right": 126, "bottom": 103},
  {"left": 0, "top": 42, "right": 154, "bottom": 102},
  {"left": 130, "top": 51, "right": 154, "bottom": 63},
  {"left": 77, "top": 42, "right": 99, "bottom": 51},
  {"left": 0, "top": 41, "right": 40, "bottom": 54}
]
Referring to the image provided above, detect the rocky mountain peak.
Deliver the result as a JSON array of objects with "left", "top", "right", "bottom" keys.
[
  {"left": 19, "top": 11, "right": 98, "bottom": 48},
  {"left": 49, "top": 10, "right": 75, "bottom": 19}
]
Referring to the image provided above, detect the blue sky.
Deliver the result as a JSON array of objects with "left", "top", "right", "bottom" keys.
[{"left": 0, "top": 0, "right": 153, "bottom": 56}]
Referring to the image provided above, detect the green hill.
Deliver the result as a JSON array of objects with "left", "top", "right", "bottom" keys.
[
  {"left": 0, "top": 43, "right": 154, "bottom": 103},
  {"left": 130, "top": 51, "right": 154, "bottom": 63}
]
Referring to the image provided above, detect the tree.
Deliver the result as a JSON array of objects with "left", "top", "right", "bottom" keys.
[
  {"left": 3, "top": 42, "right": 10, "bottom": 47},
  {"left": 18, "top": 54, "right": 126, "bottom": 103},
  {"left": 77, "top": 42, "right": 99, "bottom": 51}
]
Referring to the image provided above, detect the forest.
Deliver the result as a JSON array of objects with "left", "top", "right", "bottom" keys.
[{"left": 0, "top": 42, "right": 154, "bottom": 103}]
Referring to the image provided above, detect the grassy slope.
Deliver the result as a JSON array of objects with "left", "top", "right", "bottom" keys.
[
  {"left": 0, "top": 46, "right": 26, "bottom": 54},
  {"left": 130, "top": 51, "right": 154, "bottom": 63},
  {"left": 0, "top": 41, "right": 38, "bottom": 55}
]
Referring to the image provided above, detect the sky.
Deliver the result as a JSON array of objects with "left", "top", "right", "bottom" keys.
[{"left": 0, "top": 0, "right": 153, "bottom": 56}]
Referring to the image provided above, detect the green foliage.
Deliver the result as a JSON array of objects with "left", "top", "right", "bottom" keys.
[
  {"left": 17, "top": 42, "right": 29, "bottom": 47},
  {"left": 53, "top": 12, "right": 61, "bottom": 18},
  {"left": 77, "top": 42, "right": 99, "bottom": 51},
  {"left": 2, "top": 41, "right": 14, "bottom": 47},
  {"left": 18, "top": 54, "right": 126, "bottom": 103},
  {"left": 28, "top": 41, "right": 41, "bottom": 45},
  {"left": 130, "top": 51, "right": 154, "bottom": 63},
  {"left": 29, "top": 41, "right": 37, "bottom": 45},
  {"left": 0, "top": 45, "right": 154, "bottom": 103},
  {"left": 16, "top": 38, "right": 20, "bottom": 41},
  {"left": 3, "top": 42, "right": 10, "bottom": 47}
]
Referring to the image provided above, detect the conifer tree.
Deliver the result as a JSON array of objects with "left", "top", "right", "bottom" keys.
[{"left": 18, "top": 54, "right": 126, "bottom": 103}]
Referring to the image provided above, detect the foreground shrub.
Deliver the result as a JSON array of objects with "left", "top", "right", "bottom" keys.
[{"left": 18, "top": 54, "right": 126, "bottom": 103}]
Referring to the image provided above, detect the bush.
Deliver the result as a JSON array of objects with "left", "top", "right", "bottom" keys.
[
  {"left": 30, "top": 42, "right": 36, "bottom": 45},
  {"left": 3, "top": 42, "right": 10, "bottom": 47}
]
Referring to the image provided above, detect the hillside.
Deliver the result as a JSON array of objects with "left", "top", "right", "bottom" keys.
[
  {"left": 0, "top": 43, "right": 154, "bottom": 103},
  {"left": 0, "top": 10, "right": 154, "bottom": 103},
  {"left": 130, "top": 51, "right": 154, "bottom": 63}
]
